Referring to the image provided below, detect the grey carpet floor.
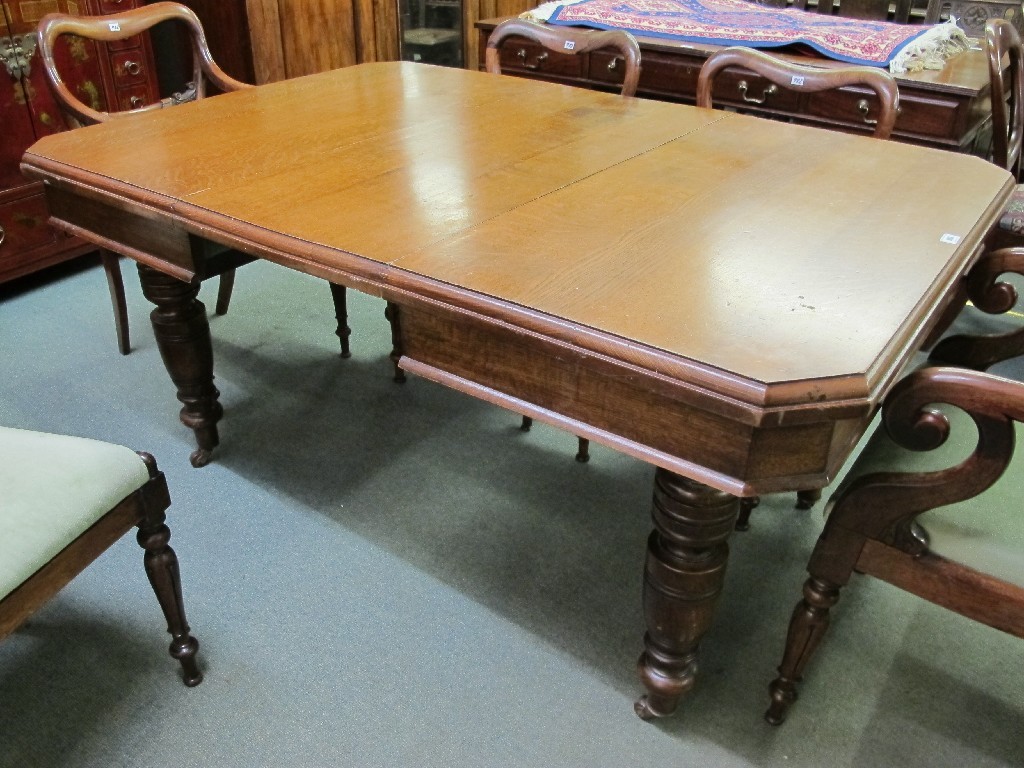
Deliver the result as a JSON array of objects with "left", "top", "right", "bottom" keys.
[{"left": 1, "top": 256, "right": 1021, "bottom": 767}]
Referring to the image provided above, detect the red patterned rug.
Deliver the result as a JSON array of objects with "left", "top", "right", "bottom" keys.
[{"left": 527, "top": 0, "right": 970, "bottom": 72}]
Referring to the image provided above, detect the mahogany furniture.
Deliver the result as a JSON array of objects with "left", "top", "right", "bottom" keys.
[
  {"left": 0, "top": 427, "right": 201, "bottom": 686},
  {"left": 20, "top": 62, "right": 1013, "bottom": 718},
  {"left": 0, "top": 0, "right": 159, "bottom": 287},
  {"left": 37, "top": 2, "right": 352, "bottom": 359},
  {"left": 486, "top": 17, "right": 643, "bottom": 461},
  {"left": 697, "top": 45, "right": 900, "bottom": 525},
  {"left": 697, "top": 46, "right": 900, "bottom": 139},
  {"left": 476, "top": 16, "right": 993, "bottom": 152},
  {"left": 485, "top": 18, "right": 641, "bottom": 97},
  {"left": 930, "top": 21, "right": 1024, "bottom": 370},
  {"left": 766, "top": 365, "right": 1024, "bottom": 724}
]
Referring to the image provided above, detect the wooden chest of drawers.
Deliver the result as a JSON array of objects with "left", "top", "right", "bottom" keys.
[
  {"left": 477, "top": 18, "right": 993, "bottom": 153},
  {"left": 0, "top": 0, "right": 159, "bottom": 284}
]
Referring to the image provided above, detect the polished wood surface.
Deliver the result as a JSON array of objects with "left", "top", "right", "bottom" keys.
[
  {"left": 477, "top": 17, "right": 992, "bottom": 151},
  {"left": 21, "top": 62, "right": 1012, "bottom": 717},
  {"left": 23, "top": 63, "right": 1012, "bottom": 486}
]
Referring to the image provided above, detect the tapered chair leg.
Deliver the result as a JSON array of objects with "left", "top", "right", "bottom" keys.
[
  {"left": 100, "top": 249, "right": 130, "bottom": 355},
  {"left": 521, "top": 416, "right": 532, "bottom": 431},
  {"left": 136, "top": 497, "right": 202, "bottom": 686},
  {"left": 328, "top": 282, "right": 352, "bottom": 358},
  {"left": 214, "top": 269, "right": 236, "bottom": 316},
  {"left": 575, "top": 437, "right": 590, "bottom": 462},
  {"left": 765, "top": 576, "right": 841, "bottom": 725}
]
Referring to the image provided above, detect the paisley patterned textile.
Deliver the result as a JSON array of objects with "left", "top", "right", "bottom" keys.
[
  {"left": 998, "top": 185, "right": 1024, "bottom": 235},
  {"left": 532, "top": 0, "right": 962, "bottom": 69}
]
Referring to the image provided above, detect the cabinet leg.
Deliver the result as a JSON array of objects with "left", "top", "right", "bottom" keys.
[
  {"left": 138, "top": 264, "right": 222, "bottom": 467},
  {"left": 635, "top": 469, "right": 739, "bottom": 719}
]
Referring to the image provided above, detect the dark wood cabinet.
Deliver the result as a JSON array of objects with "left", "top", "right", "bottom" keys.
[
  {"left": 0, "top": 0, "right": 159, "bottom": 284},
  {"left": 477, "top": 18, "right": 993, "bottom": 153}
]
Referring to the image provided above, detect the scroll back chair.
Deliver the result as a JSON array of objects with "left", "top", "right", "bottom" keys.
[
  {"left": 486, "top": 18, "right": 642, "bottom": 462},
  {"left": 696, "top": 46, "right": 900, "bottom": 140},
  {"left": 37, "top": 2, "right": 351, "bottom": 357},
  {"left": 485, "top": 18, "right": 642, "bottom": 100},
  {"left": 765, "top": 366, "right": 1024, "bottom": 725},
  {"left": 0, "top": 426, "right": 201, "bottom": 686},
  {"left": 929, "top": 20, "right": 1024, "bottom": 371}
]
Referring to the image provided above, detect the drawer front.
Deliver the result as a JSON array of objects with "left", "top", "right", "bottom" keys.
[
  {"left": 97, "top": 0, "right": 135, "bottom": 12},
  {"left": 702, "top": 69, "right": 803, "bottom": 112},
  {"left": 495, "top": 39, "right": 585, "bottom": 79},
  {"left": 107, "top": 34, "right": 145, "bottom": 52},
  {"left": 0, "top": 194, "right": 61, "bottom": 274},
  {"left": 805, "top": 88, "right": 961, "bottom": 139},
  {"left": 114, "top": 84, "right": 153, "bottom": 112},
  {"left": 587, "top": 50, "right": 632, "bottom": 91},
  {"left": 109, "top": 49, "right": 150, "bottom": 87}
]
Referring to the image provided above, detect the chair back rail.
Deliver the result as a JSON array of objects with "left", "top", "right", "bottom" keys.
[{"left": 485, "top": 18, "right": 642, "bottom": 98}]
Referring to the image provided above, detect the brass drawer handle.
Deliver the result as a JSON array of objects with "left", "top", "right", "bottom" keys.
[
  {"left": 608, "top": 56, "right": 622, "bottom": 72},
  {"left": 857, "top": 98, "right": 878, "bottom": 126},
  {"left": 517, "top": 48, "right": 549, "bottom": 71},
  {"left": 130, "top": 95, "right": 145, "bottom": 108},
  {"left": 737, "top": 80, "right": 777, "bottom": 104},
  {"left": 123, "top": 59, "right": 142, "bottom": 76}
]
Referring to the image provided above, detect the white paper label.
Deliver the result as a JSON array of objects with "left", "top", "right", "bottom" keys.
[
  {"left": 940, "top": 233, "right": 961, "bottom": 245},
  {"left": 109, "top": 22, "right": 121, "bottom": 31}
]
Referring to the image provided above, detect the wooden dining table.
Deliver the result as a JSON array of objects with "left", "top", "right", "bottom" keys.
[{"left": 21, "top": 61, "right": 1012, "bottom": 719}]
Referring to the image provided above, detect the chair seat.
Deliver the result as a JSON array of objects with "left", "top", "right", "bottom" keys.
[
  {"left": 0, "top": 427, "right": 150, "bottom": 600},
  {"left": 998, "top": 184, "right": 1024, "bottom": 235},
  {"left": 838, "top": 408, "right": 1024, "bottom": 587}
]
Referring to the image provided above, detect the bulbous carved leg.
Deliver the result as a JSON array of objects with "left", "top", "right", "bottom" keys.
[
  {"left": 635, "top": 470, "right": 739, "bottom": 720},
  {"left": 329, "top": 282, "right": 352, "bottom": 358},
  {"left": 138, "top": 265, "right": 222, "bottom": 467},
  {"left": 137, "top": 507, "right": 202, "bottom": 687},
  {"left": 765, "top": 576, "right": 841, "bottom": 725},
  {"left": 384, "top": 301, "right": 406, "bottom": 383}
]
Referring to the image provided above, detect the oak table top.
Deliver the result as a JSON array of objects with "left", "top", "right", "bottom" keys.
[{"left": 21, "top": 61, "right": 1013, "bottom": 720}]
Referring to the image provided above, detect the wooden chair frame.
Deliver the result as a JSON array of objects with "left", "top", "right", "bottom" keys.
[
  {"left": 485, "top": 18, "right": 642, "bottom": 98},
  {"left": 696, "top": 46, "right": 900, "bottom": 140},
  {"left": 766, "top": 366, "right": 1024, "bottom": 724},
  {"left": 0, "top": 452, "right": 202, "bottom": 686},
  {"left": 36, "top": 2, "right": 351, "bottom": 359}
]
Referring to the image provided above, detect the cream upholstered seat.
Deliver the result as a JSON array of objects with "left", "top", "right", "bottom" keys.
[
  {"left": 0, "top": 427, "right": 202, "bottom": 686},
  {"left": 765, "top": 367, "right": 1024, "bottom": 725}
]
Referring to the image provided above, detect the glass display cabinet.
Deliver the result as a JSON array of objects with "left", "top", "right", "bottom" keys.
[{"left": 398, "top": 0, "right": 464, "bottom": 67}]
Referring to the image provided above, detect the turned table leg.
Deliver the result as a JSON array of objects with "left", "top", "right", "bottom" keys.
[
  {"left": 635, "top": 469, "right": 739, "bottom": 720},
  {"left": 138, "top": 264, "right": 223, "bottom": 467}
]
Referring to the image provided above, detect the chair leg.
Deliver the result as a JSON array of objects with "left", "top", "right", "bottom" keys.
[
  {"left": 520, "top": 416, "right": 532, "bottom": 431},
  {"left": 135, "top": 473, "right": 202, "bottom": 687},
  {"left": 100, "top": 249, "right": 130, "bottom": 355},
  {"left": 735, "top": 496, "right": 760, "bottom": 531},
  {"left": 214, "top": 269, "right": 236, "bottom": 316},
  {"left": 765, "top": 576, "right": 842, "bottom": 725},
  {"left": 384, "top": 301, "right": 406, "bottom": 383},
  {"left": 575, "top": 437, "right": 590, "bottom": 462},
  {"left": 795, "top": 489, "right": 822, "bottom": 510},
  {"left": 328, "top": 282, "right": 352, "bottom": 358}
]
